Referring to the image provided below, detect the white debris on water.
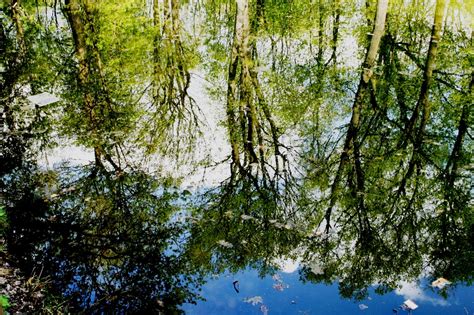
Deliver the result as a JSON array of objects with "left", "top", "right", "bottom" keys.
[
  {"left": 431, "top": 277, "right": 451, "bottom": 289},
  {"left": 241, "top": 214, "right": 254, "bottom": 221},
  {"left": 359, "top": 304, "right": 369, "bottom": 310},
  {"left": 402, "top": 299, "right": 418, "bottom": 310},
  {"left": 216, "top": 240, "right": 234, "bottom": 248},
  {"left": 27, "top": 92, "right": 60, "bottom": 107},
  {"left": 243, "top": 296, "right": 263, "bottom": 305}
]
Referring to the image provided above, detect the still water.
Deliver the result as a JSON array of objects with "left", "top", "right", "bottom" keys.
[
  {"left": 184, "top": 269, "right": 474, "bottom": 314},
  {"left": 1, "top": 0, "right": 472, "bottom": 313}
]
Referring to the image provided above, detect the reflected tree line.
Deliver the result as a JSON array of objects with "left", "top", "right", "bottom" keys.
[{"left": 0, "top": 0, "right": 472, "bottom": 312}]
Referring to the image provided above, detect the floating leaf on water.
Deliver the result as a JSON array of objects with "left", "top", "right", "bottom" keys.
[
  {"left": 359, "top": 304, "right": 369, "bottom": 310},
  {"left": 233, "top": 280, "right": 240, "bottom": 293},
  {"left": 311, "top": 230, "right": 323, "bottom": 237},
  {"left": 244, "top": 296, "right": 263, "bottom": 305},
  {"left": 402, "top": 299, "right": 418, "bottom": 310},
  {"left": 63, "top": 186, "right": 76, "bottom": 193},
  {"left": 432, "top": 277, "right": 451, "bottom": 289},
  {"left": 27, "top": 92, "right": 60, "bottom": 107},
  {"left": 284, "top": 223, "right": 294, "bottom": 230},
  {"left": 217, "top": 240, "right": 233, "bottom": 248},
  {"left": 274, "top": 222, "right": 285, "bottom": 229},
  {"left": 241, "top": 214, "right": 254, "bottom": 221},
  {"left": 273, "top": 283, "right": 286, "bottom": 291},
  {"left": 424, "top": 139, "right": 441, "bottom": 146}
]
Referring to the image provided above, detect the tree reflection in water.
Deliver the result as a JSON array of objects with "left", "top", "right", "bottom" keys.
[
  {"left": 4, "top": 166, "right": 204, "bottom": 313},
  {"left": 0, "top": 0, "right": 472, "bottom": 312},
  {"left": 2, "top": 154, "right": 471, "bottom": 311}
]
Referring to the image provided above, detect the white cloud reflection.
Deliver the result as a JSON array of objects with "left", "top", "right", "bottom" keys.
[
  {"left": 395, "top": 281, "right": 450, "bottom": 307},
  {"left": 273, "top": 257, "right": 300, "bottom": 274}
]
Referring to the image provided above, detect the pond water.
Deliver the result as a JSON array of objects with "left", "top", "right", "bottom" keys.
[
  {"left": 183, "top": 269, "right": 474, "bottom": 314},
  {"left": 1, "top": 0, "right": 472, "bottom": 313},
  {"left": 2, "top": 161, "right": 472, "bottom": 313}
]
